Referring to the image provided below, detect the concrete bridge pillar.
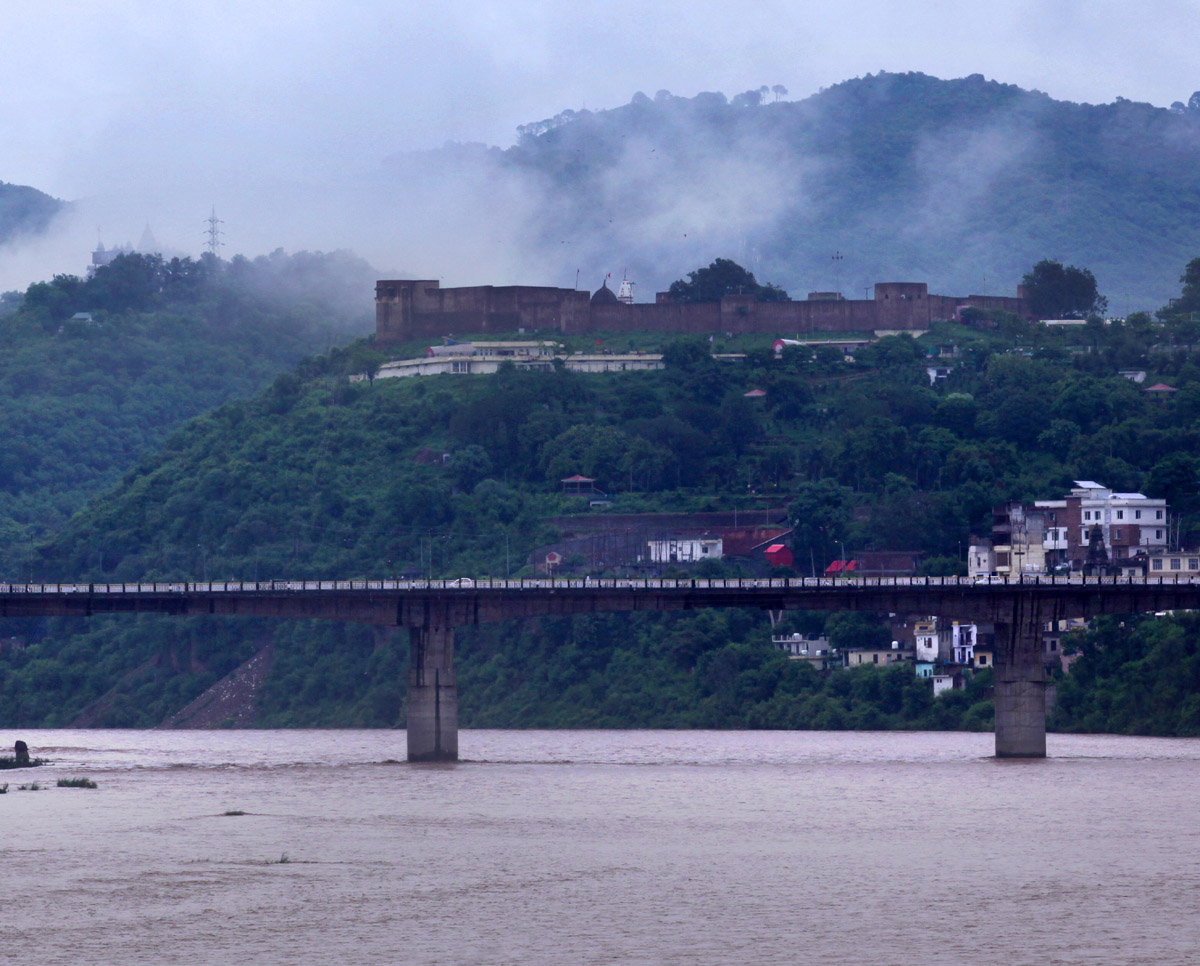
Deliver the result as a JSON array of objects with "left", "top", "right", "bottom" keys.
[
  {"left": 993, "top": 618, "right": 1047, "bottom": 758},
  {"left": 407, "top": 622, "right": 458, "bottom": 762}
]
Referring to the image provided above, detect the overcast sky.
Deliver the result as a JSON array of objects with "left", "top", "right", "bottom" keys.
[{"left": 3, "top": 0, "right": 1200, "bottom": 285}]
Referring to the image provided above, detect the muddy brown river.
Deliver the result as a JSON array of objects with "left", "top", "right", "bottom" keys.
[{"left": 3, "top": 729, "right": 1198, "bottom": 965}]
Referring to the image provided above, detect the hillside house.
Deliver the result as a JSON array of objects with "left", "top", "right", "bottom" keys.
[
  {"left": 971, "top": 481, "right": 1169, "bottom": 576},
  {"left": 932, "top": 671, "right": 964, "bottom": 696},
  {"left": 1147, "top": 550, "right": 1200, "bottom": 574},
  {"left": 845, "top": 642, "right": 915, "bottom": 667},
  {"left": 764, "top": 543, "right": 793, "bottom": 568},
  {"left": 644, "top": 535, "right": 723, "bottom": 564},
  {"left": 773, "top": 633, "right": 835, "bottom": 667},
  {"left": 914, "top": 619, "right": 940, "bottom": 662}
]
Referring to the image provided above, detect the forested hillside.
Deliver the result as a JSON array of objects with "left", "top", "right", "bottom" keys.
[
  {"left": 3, "top": 261, "right": 1200, "bottom": 732},
  {"left": 394, "top": 72, "right": 1200, "bottom": 310},
  {"left": 0, "top": 181, "right": 63, "bottom": 246},
  {"left": 0, "top": 248, "right": 374, "bottom": 575}
]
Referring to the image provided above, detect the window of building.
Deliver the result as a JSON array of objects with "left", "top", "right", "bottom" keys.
[
  {"left": 1190, "top": 559, "right": 1198, "bottom": 570},
  {"left": 1136, "top": 510, "right": 1143, "bottom": 519},
  {"left": 1049, "top": 640, "right": 1058, "bottom": 651},
  {"left": 1114, "top": 529, "right": 1122, "bottom": 540},
  {"left": 1157, "top": 510, "right": 1164, "bottom": 520},
  {"left": 1117, "top": 510, "right": 1124, "bottom": 520},
  {"left": 1157, "top": 530, "right": 1164, "bottom": 540},
  {"left": 1081, "top": 529, "right": 1089, "bottom": 543},
  {"left": 1153, "top": 559, "right": 1164, "bottom": 571},
  {"left": 1172, "top": 558, "right": 1182, "bottom": 570}
]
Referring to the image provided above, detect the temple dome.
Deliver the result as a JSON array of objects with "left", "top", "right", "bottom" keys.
[{"left": 590, "top": 280, "right": 620, "bottom": 305}]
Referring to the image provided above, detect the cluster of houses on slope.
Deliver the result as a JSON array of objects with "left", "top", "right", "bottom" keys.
[
  {"left": 773, "top": 613, "right": 1085, "bottom": 698},
  {"left": 969, "top": 480, "right": 1191, "bottom": 578},
  {"left": 553, "top": 480, "right": 1180, "bottom": 696}
]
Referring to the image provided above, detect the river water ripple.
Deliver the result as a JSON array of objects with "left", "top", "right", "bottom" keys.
[{"left": 3, "top": 729, "right": 1197, "bottom": 965}]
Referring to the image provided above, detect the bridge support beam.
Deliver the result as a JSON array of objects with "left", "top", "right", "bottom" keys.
[
  {"left": 993, "top": 618, "right": 1046, "bottom": 758},
  {"left": 407, "top": 623, "right": 458, "bottom": 762}
]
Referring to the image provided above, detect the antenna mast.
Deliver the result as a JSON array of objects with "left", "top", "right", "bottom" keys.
[{"left": 203, "top": 206, "right": 225, "bottom": 256}]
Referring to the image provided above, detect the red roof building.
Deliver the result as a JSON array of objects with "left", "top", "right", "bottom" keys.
[{"left": 764, "top": 544, "right": 793, "bottom": 567}]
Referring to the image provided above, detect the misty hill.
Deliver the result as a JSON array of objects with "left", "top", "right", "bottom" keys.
[
  {"left": 393, "top": 72, "right": 1200, "bottom": 312},
  {"left": 8, "top": 297, "right": 1200, "bottom": 730},
  {"left": 0, "top": 181, "right": 64, "bottom": 247},
  {"left": 0, "top": 249, "right": 374, "bottom": 575}
]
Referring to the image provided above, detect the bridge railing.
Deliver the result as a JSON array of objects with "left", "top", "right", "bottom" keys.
[{"left": 0, "top": 574, "right": 1198, "bottom": 595}]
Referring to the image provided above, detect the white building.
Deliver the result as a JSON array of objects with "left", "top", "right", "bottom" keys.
[
  {"left": 946, "top": 622, "right": 977, "bottom": 665},
  {"left": 644, "top": 535, "right": 723, "bottom": 564},
  {"left": 1035, "top": 481, "right": 1168, "bottom": 567},
  {"left": 773, "top": 633, "right": 835, "bottom": 666},
  {"left": 967, "top": 542, "right": 995, "bottom": 579},
  {"left": 914, "top": 618, "right": 940, "bottom": 662},
  {"left": 975, "top": 482, "right": 1171, "bottom": 577},
  {"left": 352, "top": 342, "right": 665, "bottom": 381}
]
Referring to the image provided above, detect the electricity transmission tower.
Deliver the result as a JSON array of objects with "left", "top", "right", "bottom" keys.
[{"left": 203, "top": 206, "right": 224, "bottom": 256}]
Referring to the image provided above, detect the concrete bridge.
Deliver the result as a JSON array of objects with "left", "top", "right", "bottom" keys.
[{"left": 5, "top": 574, "right": 1199, "bottom": 760}]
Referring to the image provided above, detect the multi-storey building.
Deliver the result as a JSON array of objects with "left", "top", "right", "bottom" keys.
[
  {"left": 1035, "top": 481, "right": 1167, "bottom": 568},
  {"left": 970, "top": 481, "right": 1168, "bottom": 576}
]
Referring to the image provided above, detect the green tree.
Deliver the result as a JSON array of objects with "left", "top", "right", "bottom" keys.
[
  {"left": 452, "top": 444, "right": 493, "bottom": 491},
  {"left": 1022, "top": 259, "right": 1107, "bottom": 319},
  {"left": 667, "top": 258, "right": 790, "bottom": 303},
  {"left": 1146, "top": 453, "right": 1200, "bottom": 516},
  {"left": 1172, "top": 257, "right": 1200, "bottom": 316},
  {"left": 1158, "top": 257, "right": 1200, "bottom": 325},
  {"left": 824, "top": 612, "right": 890, "bottom": 650},
  {"left": 661, "top": 338, "right": 712, "bottom": 371},
  {"left": 788, "top": 479, "right": 854, "bottom": 573}
]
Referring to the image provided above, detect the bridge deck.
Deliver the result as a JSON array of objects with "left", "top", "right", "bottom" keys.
[
  {"left": 5, "top": 573, "right": 1200, "bottom": 595},
  {"left": 1, "top": 574, "right": 1198, "bottom": 626}
]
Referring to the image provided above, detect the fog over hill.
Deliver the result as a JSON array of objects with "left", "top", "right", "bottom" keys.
[
  {"left": 9, "top": 72, "right": 1200, "bottom": 313},
  {"left": 0, "top": 182, "right": 64, "bottom": 250},
  {"left": 379, "top": 73, "right": 1200, "bottom": 313}
]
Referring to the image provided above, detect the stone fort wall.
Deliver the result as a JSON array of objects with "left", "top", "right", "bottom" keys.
[{"left": 375, "top": 279, "right": 1027, "bottom": 343}]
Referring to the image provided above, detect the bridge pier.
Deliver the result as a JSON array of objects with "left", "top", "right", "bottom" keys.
[
  {"left": 407, "top": 623, "right": 458, "bottom": 762},
  {"left": 993, "top": 618, "right": 1046, "bottom": 758}
]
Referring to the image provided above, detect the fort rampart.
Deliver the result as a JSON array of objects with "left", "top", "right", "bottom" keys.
[{"left": 375, "top": 279, "right": 1027, "bottom": 343}]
